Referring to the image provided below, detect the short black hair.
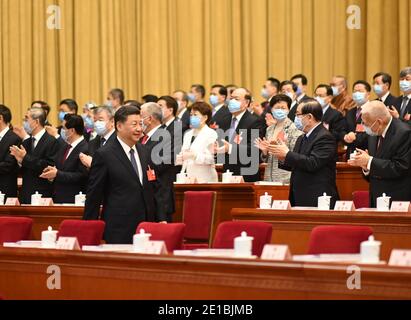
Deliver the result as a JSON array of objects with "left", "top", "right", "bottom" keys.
[
  {"left": 301, "top": 100, "right": 323, "bottom": 122},
  {"left": 142, "top": 95, "right": 158, "bottom": 103},
  {"left": 353, "top": 80, "right": 371, "bottom": 92},
  {"left": 31, "top": 101, "right": 50, "bottom": 117},
  {"left": 211, "top": 84, "right": 228, "bottom": 98},
  {"left": 60, "top": 99, "right": 78, "bottom": 114},
  {"left": 114, "top": 105, "right": 140, "bottom": 130},
  {"left": 291, "top": 74, "right": 308, "bottom": 86},
  {"left": 0, "top": 104, "right": 12, "bottom": 124},
  {"left": 373, "top": 72, "right": 392, "bottom": 89},
  {"left": 315, "top": 84, "right": 334, "bottom": 97},
  {"left": 110, "top": 88, "right": 125, "bottom": 104},
  {"left": 64, "top": 114, "right": 84, "bottom": 135},
  {"left": 280, "top": 80, "right": 298, "bottom": 92},
  {"left": 269, "top": 94, "right": 292, "bottom": 110},
  {"left": 191, "top": 84, "right": 206, "bottom": 98},
  {"left": 267, "top": 77, "right": 281, "bottom": 90},
  {"left": 158, "top": 95, "right": 178, "bottom": 116}
]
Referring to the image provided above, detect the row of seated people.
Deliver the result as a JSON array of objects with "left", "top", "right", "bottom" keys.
[{"left": 0, "top": 216, "right": 374, "bottom": 257}]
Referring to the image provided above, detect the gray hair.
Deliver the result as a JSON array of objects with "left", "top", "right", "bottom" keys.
[
  {"left": 400, "top": 67, "right": 411, "bottom": 79},
  {"left": 361, "top": 101, "right": 390, "bottom": 122},
  {"left": 141, "top": 102, "right": 163, "bottom": 122},
  {"left": 93, "top": 105, "right": 115, "bottom": 119},
  {"left": 29, "top": 107, "right": 46, "bottom": 126}
]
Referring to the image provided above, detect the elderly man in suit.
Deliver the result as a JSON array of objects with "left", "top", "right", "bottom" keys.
[
  {"left": 348, "top": 101, "right": 411, "bottom": 207},
  {"left": 84, "top": 106, "right": 166, "bottom": 244},
  {"left": 269, "top": 100, "right": 340, "bottom": 208}
]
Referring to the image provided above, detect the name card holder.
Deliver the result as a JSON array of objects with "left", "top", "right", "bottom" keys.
[
  {"left": 5, "top": 198, "right": 20, "bottom": 206},
  {"left": 334, "top": 201, "right": 356, "bottom": 211},
  {"left": 390, "top": 202, "right": 411, "bottom": 213},
  {"left": 141, "top": 241, "right": 168, "bottom": 255},
  {"left": 56, "top": 237, "right": 81, "bottom": 251},
  {"left": 261, "top": 245, "right": 292, "bottom": 261},
  {"left": 230, "top": 176, "right": 245, "bottom": 184},
  {"left": 39, "top": 198, "right": 54, "bottom": 206},
  {"left": 388, "top": 250, "right": 411, "bottom": 267},
  {"left": 271, "top": 200, "right": 291, "bottom": 210}
]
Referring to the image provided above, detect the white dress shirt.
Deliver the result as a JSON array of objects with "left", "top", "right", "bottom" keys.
[
  {"left": 32, "top": 129, "right": 46, "bottom": 149},
  {"left": 0, "top": 126, "right": 9, "bottom": 141},
  {"left": 117, "top": 137, "right": 143, "bottom": 185},
  {"left": 65, "top": 136, "right": 84, "bottom": 159}
]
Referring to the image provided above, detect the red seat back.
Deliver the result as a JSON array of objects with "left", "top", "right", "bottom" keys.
[
  {"left": 0, "top": 217, "right": 33, "bottom": 245},
  {"left": 352, "top": 191, "right": 369, "bottom": 209},
  {"left": 307, "top": 225, "right": 373, "bottom": 254},
  {"left": 212, "top": 221, "right": 272, "bottom": 256},
  {"left": 136, "top": 222, "right": 186, "bottom": 252},
  {"left": 58, "top": 220, "right": 105, "bottom": 247},
  {"left": 182, "top": 191, "right": 216, "bottom": 242}
]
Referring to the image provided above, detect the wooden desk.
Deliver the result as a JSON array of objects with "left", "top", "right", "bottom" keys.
[
  {"left": 231, "top": 208, "right": 411, "bottom": 261},
  {"left": 0, "top": 247, "right": 410, "bottom": 300},
  {"left": 0, "top": 206, "right": 83, "bottom": 240}
]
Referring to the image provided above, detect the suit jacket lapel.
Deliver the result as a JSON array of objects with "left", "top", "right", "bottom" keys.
[
  {"left": 32, "top": 132, "right": 48, "bottom": 155},
  {"left": 112, "top": 138, "right": 141, "bottom": 185},
  {"left": 136, "top": 143, "right": 148, "bottom": 186},
  {"left": 0, "top": 130, "right": 12, "bottom": 156}
]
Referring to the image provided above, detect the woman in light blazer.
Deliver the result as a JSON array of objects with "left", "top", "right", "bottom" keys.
[{"left": 176, "top": 102, "right": 218, "bottom": 183}]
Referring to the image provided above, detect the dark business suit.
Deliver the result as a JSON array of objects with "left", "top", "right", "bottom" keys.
[
  {"left": 344, "top": 106, "right": 368, "bottom": 156},
  {"left": 322, "top": 105, "right": 347, "bottom": 142},
  {"left": 281, "top": 124, "right": 340, "bottom": 207},
  {"left": 222, "top": 111, "right": 264, "bottom": 182},
  {"left": 20, "top": 131, "right": 59, "bottom": 204},
  {"left": 84, "top": 138, "right": 166, "bottom": 244},
  {"left": 53, "top": 139, "right": 89, "bottom": 203},
  {"left": 394, "top": 95, "right": 411, "bottom": 125},
  {"left": 0, "top": 129, "right": 21, "bottom": 199},
  {"left": 364, "top": 118, "right": 411, "bottom": 207},
  {"left": 287, "top": 101, "right": 299, "bottom": 122},
  {"left": 211, "top": 105, "right": 232, "bottom": 132},
  {"left": 87, "top": 132, "right": 116, "bottom": 157},
  {"left": 177, "top": 108, "right": 190, "bottom": 134},
  {"left": 379, "top": 93, "right": 397, "bottom": 108},
  {"left": 143, "top": 126, "right": 176, "bottom": 222},
  {"left": 165, "top": 119, "right": 183, "bottom": 175}
]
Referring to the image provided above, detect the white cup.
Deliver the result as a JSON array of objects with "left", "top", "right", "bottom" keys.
[
  {"left": 234, "top": 232, "right": 254, "bottom": 257},
  {"left": 133, "top": 229, "right": 151, "bottom": 252},
  {"left": 41, "top": 226, "right": 58, "bottom": 248},
  {"left": 318, "top": 193, "right": 331, "bottom": 210},
  {"left": 75, "top": 192, "right": 86, "bottom": 206},
  {"left": 361, "top": 236, "right": 381, "bottom": 263},
  {"left": 376, "top": 193, "right": 390, "bottom": 211},
  {"left": 350, "top": 152, "right": 357, "bottom": 160},
  {"left": 222, "top": 170, "right": 233, "bottom": 183},
  {"left": 31, "top": 192, "right": 42, "bottom": 206},
  {"left": 0, "top": 193, "right": 4, "bottom": 205},
  {"left": 176, "top": 173, "right": 187, "bottom": 183},
  {"left": 259, "top": 193, "right": 272, "bottom": 209}
]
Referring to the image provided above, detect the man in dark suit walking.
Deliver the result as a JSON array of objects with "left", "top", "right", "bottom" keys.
[
  {"left": 270, "top": 101, "right": 340, "bottom": 208},
  {"left": 39, "top": 114, "right": 89, "bottom": 204},
  {"left": 140, "top": 102, "right": 175, "bottom": 222},
  {"left": 348, "top": 101, "right": 411, "bottom": 207},
  {"left": 0, "top": 105, "right": 21, "bottom": 200},
  {"left": 216, "top": 88, "right": 264, "bottom": 182},
  {"left": 10, "top": 107, "right": 59, "bottom": 204},
  {"left": 84, "top": 106, "right": 166, "bottom": 244}
]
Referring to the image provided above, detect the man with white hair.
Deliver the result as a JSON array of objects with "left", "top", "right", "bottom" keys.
[
  {"left": 348, "top": 100, "right": 411, "bottom": 207},
  {"left": 140, "top": 102, "right": 176, "bottom": 222}
]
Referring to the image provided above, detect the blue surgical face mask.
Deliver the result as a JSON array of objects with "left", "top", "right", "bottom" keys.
[
  {"left": 272, "top": 109, "right": 288, "bottom": 121},
  {"left": 294, "top": 116, "right": 304, "bottom": 131},
  {"left": 315, "top": 96, "right": 327, "bottom": 108},
  {"left": 228, "top": 99, "right": 242, "bottom": 114},
  {"left": 373, "top": 84, "right": 384, "bottom": 96},
  {"left": 190, "top": 115, "right": 202, "bottom": 129},
  {"left": 23, "top": 121, "right": 33, "bottom": 135},
  {"left": 261, "top": 88, "right": 270, "bottom": 100},
  {"left": 400, "top": 80, "right": 411, "bottom": 93},
  {"left": 352, "top": 92, "right": 367, "bottom": 106},
  {"left": 60, "top": 128, "right": 69, "bottom": 142},
  {"left": 364, "top": 120, "right": 378, "bottom": 137},
  {"left": 296, "top": 86, "right": 303, "bottom": 96},
  {"left": 82, "top": 115, "right": 94, "bottom": 130},
  {"left": 106, "top": 100, "right": 113, "bottom": 108},
  {"left": 94, "top": 120, "right": 107, "bottom": 136},
  {"left": 332, "top": 86, "right": 340, "bottom": 97},
  {"left": 59, "top": 111, "right": 67, "bottom": 122},
  {"left": 209, "top": 95, "right": 219, "bottom": 107},
  {"left": 188, "top": 93, "right": 196, "bottom": 103}
]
